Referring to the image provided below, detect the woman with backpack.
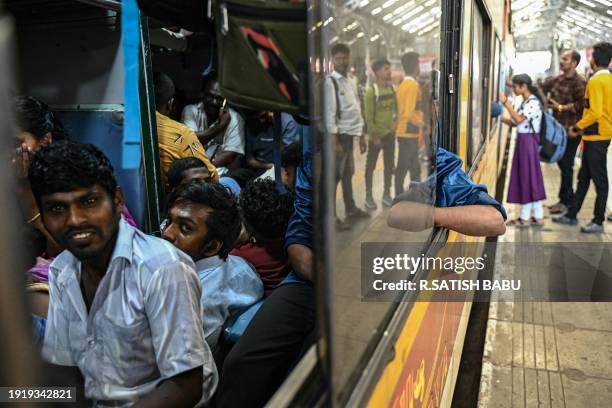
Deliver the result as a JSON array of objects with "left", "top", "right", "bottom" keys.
[{"left": 499, "top": 74, "right": 547, "bottom": 227}]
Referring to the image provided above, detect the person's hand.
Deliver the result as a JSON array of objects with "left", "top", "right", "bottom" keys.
[
  {"left": 548, "top": 98, "right": 560, "bottom": 109},
  {"left": 12, "top": 143, "right": 35, "bottom": 180},
  {"left": 568, "top": 126, "right": 582, "bottom": 139},
  {"left": 359, "top": 135, "right": 367, "bottom": 154},
  {"left": 335, "top": 136, "right": 343, "bottom": 158},
  {"left": 371, "top": 138, "right": 381, "bottom": 149},
  {"left": 217, "top": 110, "right": 231, "bottom": 128},
  {"left": 499, "top": 92, "right": 508, "bottom": 104}
]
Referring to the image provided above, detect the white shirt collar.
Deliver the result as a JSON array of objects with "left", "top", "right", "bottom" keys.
[{"left": 593, "top": 69, "right": 611, "bottom": 78}]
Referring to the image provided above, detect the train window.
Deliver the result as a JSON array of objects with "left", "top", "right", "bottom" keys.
[
  {"left": 315, "top": 0, "right": 441, "bottom": 404},
  {"left": 489, "top": 35, "right": 501, "bottom": 136},
  {"left": 467, "top": 2, "right": 489, "bottom": 167}
]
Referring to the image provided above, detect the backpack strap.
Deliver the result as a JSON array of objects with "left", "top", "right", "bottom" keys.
[
  {"left": 330, "top": 76, "right": 341, "bottom": 122},
  {"left": 272, "top": 113, "right": 286, "bottom": 193},
  {"left": 373, "top": 83, "right": 379, "bottom": 125}
]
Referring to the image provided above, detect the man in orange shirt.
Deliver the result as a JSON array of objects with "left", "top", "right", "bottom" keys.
[
  {"left": 154, "top": 73, "right": 218, "bottom": 192},
  {"left": 394, "top": 52, "right": 424, "bottom": 197}
]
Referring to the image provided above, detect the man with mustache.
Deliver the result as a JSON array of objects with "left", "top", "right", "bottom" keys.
[
  {"left": 539, "top": 50, "right": 586, "bottom": 215},
  {"left": 30, "top": 141, "right": 216, "bottom": 407}
]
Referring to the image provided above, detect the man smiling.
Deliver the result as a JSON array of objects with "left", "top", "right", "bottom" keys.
[{"left": 29, "top": 141, "right": 216, "bottom": 407}]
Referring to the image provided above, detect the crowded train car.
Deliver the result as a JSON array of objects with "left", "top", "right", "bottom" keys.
[{"left": 2, "top": 0, "right": 611, "bottom": 407}]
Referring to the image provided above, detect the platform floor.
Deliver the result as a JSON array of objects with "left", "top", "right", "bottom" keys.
[{"left": 478, "top": 140, "right": 612, "bottom": 407}]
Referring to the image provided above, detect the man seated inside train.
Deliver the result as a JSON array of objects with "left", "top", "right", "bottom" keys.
[
  {"left": 387, "top": 148, "right": 507, "bottom": 237},
  {"left": 153, "top": 72, "right": 218, "bottom": 192},
  {"left": 30, "top": 141, "right": 217, "bottom": 407},
  {"left": 226, "top": 111, "right": 300, "bottom": 186},
  {"left": 216, "top": 128, "right": 315, "bottom": 408},
  {"left": 182, "top": 75, "right": 246, "bottom": 177},
  {"left": 161, "top": 181, "right": 263, "bottom": 350},
  {"left": 231, "top": 179, "right": 294, "bottom": 297}
]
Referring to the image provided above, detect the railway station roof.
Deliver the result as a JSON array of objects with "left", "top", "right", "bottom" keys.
[{"left": 512, "top": 0, "right": 612, "bottom": 51}]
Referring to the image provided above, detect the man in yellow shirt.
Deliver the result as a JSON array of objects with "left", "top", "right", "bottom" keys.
[
  {"left": 395, "top": 52, "right": 424, "bottom": 197},
  {"left": 154, "top": 72, "right": 218, "bottom": 192},
  {"left": 554, "top": 42, "right": 612, "bottom": 233}
]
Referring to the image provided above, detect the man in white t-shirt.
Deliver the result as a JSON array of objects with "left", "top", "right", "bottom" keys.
[{"left": 182, "top": 77, "right": 245, "bottom": 176}]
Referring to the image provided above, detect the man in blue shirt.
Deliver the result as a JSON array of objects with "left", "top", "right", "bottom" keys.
[
  {"left": 161, "top": 181, "right": 263, "bottom": 349},
  {"left": 227, "top": 111, "right": 301, "bottom": 186}
]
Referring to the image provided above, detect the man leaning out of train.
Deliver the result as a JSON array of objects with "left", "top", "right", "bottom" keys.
[
  {"left": 387, "top": 147, "right": 507, "bottom": 237},
  {"left": 31, "top": 141, "right": 217, "bottom": 407}
]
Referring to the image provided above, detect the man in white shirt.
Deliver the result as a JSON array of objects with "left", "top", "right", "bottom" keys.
[
  {"left": 162, "top": 181, "right": 263, "bottom": 349},
  {"left": 182, "top": 77, "right": 246, "bottom": 176},
  {"left": 324, "top": 43, "right": 369, "bottom": 229},
  {"left": 30, "top": 141, "right": 216, "bottom": 407}
]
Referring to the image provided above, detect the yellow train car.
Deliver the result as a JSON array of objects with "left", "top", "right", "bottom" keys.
[{"left": 270, "top": 1, "right": 516, "bottom": 407}]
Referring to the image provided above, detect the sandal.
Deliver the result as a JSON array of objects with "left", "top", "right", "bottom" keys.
[
  {"left": 506, "top": 218, "right": 530, "bottom": 227},
  {"left": 531, "top": 217, "right": 545, "bottom": 227}
]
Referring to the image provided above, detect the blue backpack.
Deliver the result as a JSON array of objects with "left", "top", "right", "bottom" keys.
[{"left": 533, "top": 103, "right": 567, "bottom": 163}]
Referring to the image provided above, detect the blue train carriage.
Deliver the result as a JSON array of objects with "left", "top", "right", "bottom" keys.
[{"left": 9, "top": 0, "right": 163, "bottom": 233}]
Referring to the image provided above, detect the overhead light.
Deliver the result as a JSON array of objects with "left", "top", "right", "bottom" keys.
[
  {"left": 575, "top": 0, "right": 596, "bottom": 7},
  {"left": 418, "top": 22, "right": 440, "bottom": 36},
  {"left": 391, "top": 5, "right": 424, "bottom": 25},
  {"left": 424, "top": 0, "right": 437, "bottom": 6},
  {"left": 408, "top": 16, "right": 436, "bottom": 33},
  {"left": 383, "top": 13, "right": 394, "bottom": 21},
  {"left": 592, "top": 0, "right": 612, "bottom": 6},
  {"left": 359, "top": 0, "right": 370, "bottom": 7},
  {"left": 370, "top": 34, "right": 380, "bottom": 42},
  {"left": 371, "top": 7, "right": 382, "bottom": 15},
  {"left": 607, "top": 10, "right": 612, "bottom": 15},
  {"left": 382, "top": 0, "right": 399, "bottom": 9},
  {"left": 356, "top": 32, "right": 365, "bottom": 38}
]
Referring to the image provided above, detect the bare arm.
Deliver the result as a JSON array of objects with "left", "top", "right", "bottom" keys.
[
  {"left": 287, "top": 243, "right": 313, "bottom": 282},
  {"left": 134, "top": 367, "right": 203, "bottom": 408},
  {"left": 196, "top": 125, "right": 227, "bottom": 145},
  {"left": 247, "top": 158, "right": 273, "bottom": 170},
  {"left": 434, "top": 205, "right": 506, "bottom": 237},
  {"left": 500, "top": 117, "right": 515, "bottom": 127},
  {"left": 387, "top": 201, "right": 434, "bottom": 232},
  {"left": 388, "top": 203, "right": 505, "bottom": 237},
  {"left": 212, "top": 150, "right": 239, "bottom": 168}
]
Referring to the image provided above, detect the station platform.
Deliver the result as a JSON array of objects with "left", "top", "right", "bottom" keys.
[{"left": 478, "top": 140, "right": 612, "bottom": 407}]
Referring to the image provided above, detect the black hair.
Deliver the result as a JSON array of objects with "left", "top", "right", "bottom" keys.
[
  {"left": 281, "top": 141, "right": 303, "bottom": 168},
  {"left": 153, "top": 72, "right": 175, "bottom": 109},
  {"left": 240, "top": 178, "right": 294, "bottom": 240},
  {"left": 512, "top": 73, "right": 544, "bottom": 104},
  {"left": 568, "top": 50, "right": 581, "bottom": 65},
  {"left": 401, "top": 52, "right": 420, "bottom": 74},
  {"left": 14, "top": 96, "right": 70, "bottom": 142},
  {"left": 166, "top": 181, "right": 240, "bottom": 260},
  {"left": 331, "top": 43, "right": 350, "bottom": 56},
  {"left": 29, "top": 141, "right": 117, "bottom": 210},
  {"left": 371, "top": 58, "right": 391, "bottom": 73},
  {"left": 167, "top": 157, "right": 209, "bottom": 192},
  {"left": 592, "top": 42, "right": 612, "bottom": 68},
  {"left": 201, "top": 75, "right": 218, "bottom": 93}
]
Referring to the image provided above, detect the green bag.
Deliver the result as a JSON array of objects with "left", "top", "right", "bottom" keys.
[{"left": 213, "top": 0, "right": 308, "bottom": 114}]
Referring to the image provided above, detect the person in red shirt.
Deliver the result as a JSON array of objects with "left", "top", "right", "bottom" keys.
[{"left": 231, "top": 178, "right": 294, "bottom": 296}]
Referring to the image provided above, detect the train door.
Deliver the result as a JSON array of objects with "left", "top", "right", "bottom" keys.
[
  {"left": 6, "top": 0, "right": 162, "bottom": 233},
  {"left": 310, "top": 0, "right": 443, "bottom": 405},
  {"left": 467, "top": 1, "right": 491, "bottom": 168}
]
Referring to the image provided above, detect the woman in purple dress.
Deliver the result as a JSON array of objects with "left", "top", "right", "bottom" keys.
[{"left": 499, "top": 74, "right": 546, "bottom": 227}]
